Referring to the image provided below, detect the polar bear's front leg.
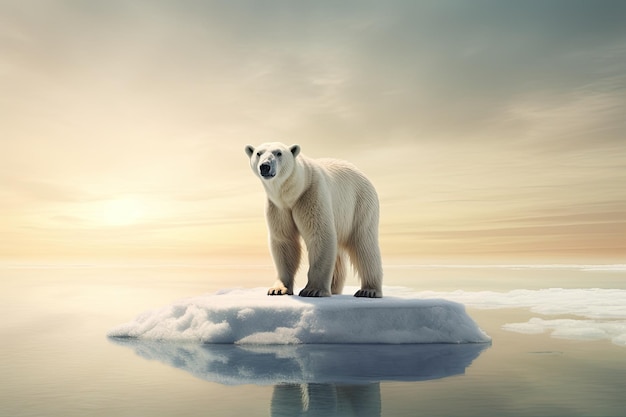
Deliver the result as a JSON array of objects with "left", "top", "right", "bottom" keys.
[
  {"left": 292, "top": 194, "right": 336, "bottom": 297},
  {"left": 268, "top": 239, "right": 301, "bottom": 295},
  {"left": 297, "top": 234, "right": 336, "bottom": 297},
  {"left": 267, "top": 202, "right": 301, "bottom": 296}
]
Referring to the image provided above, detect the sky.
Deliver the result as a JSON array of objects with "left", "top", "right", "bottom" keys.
[{"left": 1, "top": 0, "right": 625, "bottom": 263}]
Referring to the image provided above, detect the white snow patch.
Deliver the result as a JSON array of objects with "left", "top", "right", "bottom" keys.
[
  {"left": 108, "top": 287, "right": 490, "bottom": 344},
  {"left": 417, "top": 288, "right": 626, "bottom": 347}
]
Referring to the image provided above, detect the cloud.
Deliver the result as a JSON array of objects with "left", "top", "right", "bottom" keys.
[
  {"left": 1, "top": 0, "right": 625, "bottom": 260},
  {"left": 1, "top": 178, "right": 98, "bottom": 203},
  {"left": 3, "top": 0, "right": 625, "bottom": 148}
]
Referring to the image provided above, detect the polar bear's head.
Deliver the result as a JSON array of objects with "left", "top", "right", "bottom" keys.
[{"left": 245, "top": 142, "right": 301, "bottom": 182}]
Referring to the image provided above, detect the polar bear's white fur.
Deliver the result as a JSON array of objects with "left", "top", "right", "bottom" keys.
[{"left": 245, "top": 142, "right": 383, "bottom": 298}]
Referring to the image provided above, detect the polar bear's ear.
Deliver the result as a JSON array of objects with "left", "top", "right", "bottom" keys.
[
  {"left": 245, "top": 145, "right": 255, "bottom": 157},
  {"left": 289, "top": 144, "right": 301, "bottom": 158}
]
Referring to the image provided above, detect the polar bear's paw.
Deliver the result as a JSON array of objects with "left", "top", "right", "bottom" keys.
[
  {"left": 267, "top": 285, "right": 292, "bottom": 296},
  {"left": 299, "top": 287, "right": 331, "bottom": 297},
  {"left": 354, "top": 288, "right": 382, "bottom": 298}
]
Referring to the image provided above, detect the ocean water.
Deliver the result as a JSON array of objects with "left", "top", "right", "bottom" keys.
[{"left": 1, "top": 263, "right": 625, "bottom": 417}]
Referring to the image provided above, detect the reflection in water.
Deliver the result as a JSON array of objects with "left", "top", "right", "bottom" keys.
[
  {"left": 271, "top": 383, "right": 381, "bottom": 417},
  {"left": 110, "top": 341, "right": 489, "bottom": 384},
  {"left": 111, "top": 340, "right": 488, "bottom": 415}
]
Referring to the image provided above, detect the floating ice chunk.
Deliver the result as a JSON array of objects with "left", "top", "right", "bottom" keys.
[
  {"left": 419, "top": 288, "right": 626, "bottom": 319},
  {"left": 500, "top": 317, "right": 547, "bottom": 334},
  {"left": 416, "top": 287, "right": 626, "bottom": 346},
  {"left": 613, "top": 333, "right": 626, "bottom": 346},
  {"left": 504, "top": 318, "right": 626, "bottom": 345},
  {"left": 108, "top": 288, "right": 491, "bottom": 344}
]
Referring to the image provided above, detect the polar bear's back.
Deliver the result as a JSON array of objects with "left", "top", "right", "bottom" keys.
[
  {"left": 308, "top": 156, "right": 379, "bottom": 243},
  {"left": 315, "top": 158, "right": 377, "bottom": 197}
]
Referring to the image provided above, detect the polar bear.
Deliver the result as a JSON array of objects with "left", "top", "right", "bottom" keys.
[{"left": 245, "top": 142, "right": 383, "bottom": 298}]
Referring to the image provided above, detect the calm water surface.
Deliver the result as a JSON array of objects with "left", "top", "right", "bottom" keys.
[{"left": 1, "top": 263, "right": 625, "bottom": 416}]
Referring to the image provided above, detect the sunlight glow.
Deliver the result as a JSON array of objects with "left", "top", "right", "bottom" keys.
[{"left": 101, "top": 198, "right": 145, "bottom": 226}]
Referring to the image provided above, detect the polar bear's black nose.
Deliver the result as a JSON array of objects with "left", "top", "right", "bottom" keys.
[{"left": 260, "top": 163, "right": 272, "bottom": 176}]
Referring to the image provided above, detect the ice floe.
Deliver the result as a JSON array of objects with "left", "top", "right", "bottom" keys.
[
  {"left": 108, "top": 288, "right": 491, "bottom": 344},
  {"left": 417, "top": 287, "right": 626, "bottom": 346}
]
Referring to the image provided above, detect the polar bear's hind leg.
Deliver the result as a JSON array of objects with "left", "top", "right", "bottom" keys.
[
  {"left": 349, "top": 229, "right": 383, "bottom": 298},
  {"left": 331, "top": 251, "right": 347, "bottom": 295}
]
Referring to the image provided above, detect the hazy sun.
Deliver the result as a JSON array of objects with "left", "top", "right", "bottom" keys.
[{"left": 102, "top": 198, "right": 145, "bottom": 226}]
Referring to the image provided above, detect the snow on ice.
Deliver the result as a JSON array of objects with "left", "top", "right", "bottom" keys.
[
  {"left": 109, "top": 285, "right": 626, "bottom": 347},
  {"left": 108, "top": 287, "right": 491, "bottom": 344}
]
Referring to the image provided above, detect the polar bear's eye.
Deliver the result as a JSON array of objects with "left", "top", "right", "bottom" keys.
[
  {"left": 256, "top": 152, "right": 261, "bottom": 157},
  {"left": 276, "top": 151, "right": 282, "bottom": 157}
]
